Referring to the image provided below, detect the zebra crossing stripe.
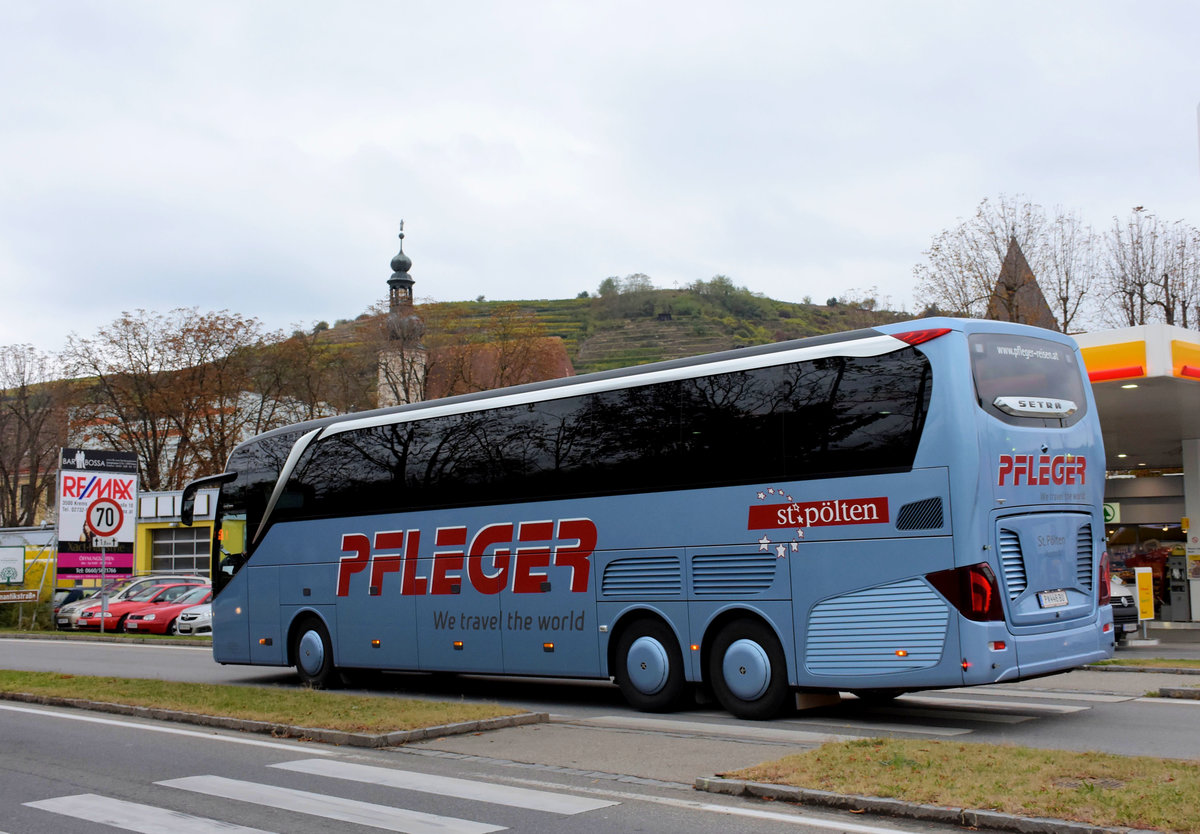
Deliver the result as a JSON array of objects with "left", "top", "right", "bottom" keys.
[
  {"left": 272, "top": 758, "right": 617, "bottom": 815},
  {"left": 24, "top": 794, "right": 271, "bottom": 833},
  {"left": 159, "top": 775, "right": 504, "bottom": 834}
]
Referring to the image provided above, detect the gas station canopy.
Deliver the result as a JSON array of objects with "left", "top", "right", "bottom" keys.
[{"left": 1075, "top": 324, "right": 1200, "bottom": 472}]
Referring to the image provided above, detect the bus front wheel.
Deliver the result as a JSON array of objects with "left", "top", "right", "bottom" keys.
[
  {"left": 708, "top": 619, "right": 790, "bottom": 720},
  {"left": 613, "top": 619, "right": 685, "bottom": 712},
  {"left": 292, "top": 618, "right": 339, "bottom": 689}
]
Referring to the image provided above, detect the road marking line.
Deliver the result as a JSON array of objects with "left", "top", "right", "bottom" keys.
[
  {"left": 1134, "top": 697, "right": 1200, "bottom": 706},
  {"left": 782, "top": 717, "right": 973, "bottom": 737},
  {"left": 873, "top": 705, "right": 1033, "bottom": 724},
  {"left": 566, "top": 715, "right": 860, "bottom": 742},
  {"left": 893, "top": 696, "right": 1088, "bottom": 714},
  {"left": 24, "top": 794, "right": 271, "bottom": 833},
  {"left": 502, "top": 778, "right": 928, "bottom": 834},
  {"left": 273, "top": 758, "right": 615, "bottom": 815},
  {"left": 160, "top": 775, "right": 505, "bottom": 834},
  {"left": 944, "top": 687, "right": 1131, "bottom": 703},
  {"left": 0, "top": 703, "right": 335, "bottom": 755}
]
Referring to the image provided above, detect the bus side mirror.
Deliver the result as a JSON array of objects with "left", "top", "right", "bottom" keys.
[{"left": 180, "top": 472, "right": 237, "bottom": 526}]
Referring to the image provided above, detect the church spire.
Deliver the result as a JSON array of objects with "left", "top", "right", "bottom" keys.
[{"left": 387, "top": 220, "right": 414, "bottom": 311}]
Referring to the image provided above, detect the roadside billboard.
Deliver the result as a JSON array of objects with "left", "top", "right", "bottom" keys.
[{"left": 56, "top": 448, "right": 138, "bottom": 580}]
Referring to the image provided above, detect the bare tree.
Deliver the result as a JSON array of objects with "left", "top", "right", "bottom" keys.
[
  {"left": 1041, "top": 209, "right": 1099, "bottom": 333},
  {"left": 166, "top": 310, "right": 274, "bottom": 477},
  {"left": 914, "top": 196, "right": 1048, "bottom": 318},
  {"left": 0, "top": 345, "right": 67, "bottom": 526},
  {"left": 61, "top": 308, "right": 274, "bottom": 490},
  {"left": 1100, "top": 208, "right": 1200, "bottom": 328},
  {"left": 915, "top": 195, "right": 1104, "bottom": 332}
]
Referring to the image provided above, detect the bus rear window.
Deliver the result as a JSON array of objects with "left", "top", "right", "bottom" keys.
[{"left": 969, "top": 333, "right": 1087, "bottom": 427}]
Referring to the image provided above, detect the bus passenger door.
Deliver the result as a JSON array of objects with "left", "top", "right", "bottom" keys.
[
  {"left": 412, "top": 535, "right": 505, "bottom": 673},
  {"left": 499, "top": 520, "right": 599, "bottom": 677}
]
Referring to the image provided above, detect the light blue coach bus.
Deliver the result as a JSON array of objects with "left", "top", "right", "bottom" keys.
[{"left": 183, "top": 317, "right": 1114, "bottom": 719}]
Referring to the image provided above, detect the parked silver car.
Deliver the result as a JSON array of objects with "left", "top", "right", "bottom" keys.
[{"left": 175, "top": 602, "right": 212, "bottom": 636}]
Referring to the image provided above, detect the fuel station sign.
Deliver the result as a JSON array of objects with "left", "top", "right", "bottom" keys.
[{"left": 56, "top": 448, "right": 138, "bottom": 580}]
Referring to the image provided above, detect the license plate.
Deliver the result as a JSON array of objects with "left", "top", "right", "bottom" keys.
[
  {"left": 1123, "top": 623, "right": 1138, "bottom": 632},
  {"left": 1038, "top": 589, "right": 1069, "bottom": 608}
]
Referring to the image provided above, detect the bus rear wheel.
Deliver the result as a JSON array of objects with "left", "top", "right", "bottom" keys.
[
  {"left": 613, "top": 619, "right": 685, "bottom": 712},
  {"left": 292, "top": 617, "right": 339, "bottom": 689},
  {"left": 708, "top": 619, "right": 790, "bottom": 720}
]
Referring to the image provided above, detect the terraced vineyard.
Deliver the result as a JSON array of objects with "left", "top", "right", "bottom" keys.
[{"left": 327, "top": 288, "right": 911, "bottom": 376}]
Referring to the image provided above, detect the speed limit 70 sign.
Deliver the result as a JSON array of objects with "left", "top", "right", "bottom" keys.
[{"left": 86, "top": 497, "right": 124, "bottom": 539}]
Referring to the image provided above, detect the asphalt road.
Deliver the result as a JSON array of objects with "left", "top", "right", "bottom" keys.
[
  {"left": 1, "top": 630, "right": 1198, "bottom": 833},
  {"left": 2, "top": 631, "right": 1199, "bottom": 767},
  {"left": 1, "top": 696, "right": 959, "bottom": 834}
]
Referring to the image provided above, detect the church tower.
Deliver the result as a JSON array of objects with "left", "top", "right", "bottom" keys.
[{"left": 378, "top": 221, "right": 427, "bottom": 406}]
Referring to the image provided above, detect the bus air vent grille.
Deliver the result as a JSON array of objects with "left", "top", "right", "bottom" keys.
[
  {"left": 601, "top": 556, "right": 682, "bottom": 597},
  {"left": 895, "top": 497, "right": 944, "bottom": 530},
  {"left": 805, "top": 579, "right": 949, "bottom": 675},
  {"left": 1076, "top": 523, "right": 1093, "bottom": 590},
  {"left": 691, "top": 553, "right": 777, "bottom": 595},
  {"left": 998, "top": 528, "right": 1027, "bottom": 600}
]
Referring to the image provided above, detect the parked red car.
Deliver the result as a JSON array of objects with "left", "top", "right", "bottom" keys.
[
  {"left": 76, "top": 581, "right": 205, "bottom": 632},
  {"left": 123, "top": 585, "right": 213, "bottom": 635}
]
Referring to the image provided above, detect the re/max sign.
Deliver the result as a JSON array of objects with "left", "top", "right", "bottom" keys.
[
  {"left": 997, "top": 454, "right": 1087, "bottom": 487},
  {"left": 61, "top": 475, "right": 134, "bottom": 501},
  {"left": 336, "top": 518, "right": 597, "bottom": 597}
]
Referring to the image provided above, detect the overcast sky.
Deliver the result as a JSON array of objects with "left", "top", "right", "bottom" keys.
[{"left": 2, "top": 1, "right": 1198, "bottom": 353}]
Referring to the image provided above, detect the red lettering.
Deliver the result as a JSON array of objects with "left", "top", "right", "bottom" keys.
[
  {"left": 998, "top": 455, "right": 1013, "bottom": 486},
  {"left": 1051, "top": 455, "right": 1065, "bottom": 484},
  {"left": 337, "top": 533, "right": 370, "bottom": 596},
  {"left": 554, "top": 518, "right": 596, "bottom": 593},
  {"left": 999, "top": 452, "right": 1087, "bottom": 487},
  {"left": 336, "top": 516, "right": 598, "bottom": 597},
  {"left": 512, "top": 520, "right": 553, "bottom": 593},
  {"left": 371, "top": 530, "right": 405, "bottom": 590},
  {"left": 467, "top": 523, "right": 513, "bottom": 595},
  {"left": 401, "top": 529, "right": 427, "bottom": 595},
  {"left": 1037, "top": 455, "right": 1052, "bottom": 485},
  {"left": 431, "top": 526, "right": 467, "bottom": 595}
]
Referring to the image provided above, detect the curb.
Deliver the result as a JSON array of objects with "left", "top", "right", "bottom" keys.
[
  {"left": 6, "top": 632, "right": 212, "bottom": 646},
  {"left": 694, "top": 777, "right": 1161, "bottom": 834},
  {"left": 1158, "top": 687, "right": 1200, "bottom": 700},
  {"left": 0, "top": 690, "right": 548, "bottom": 747}
]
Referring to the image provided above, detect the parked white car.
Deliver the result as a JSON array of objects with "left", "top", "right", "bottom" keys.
[{"left": 175, "top": 602, "right": 212, "bottom": 636}]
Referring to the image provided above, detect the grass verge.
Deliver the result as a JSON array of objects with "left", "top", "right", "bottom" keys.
[
  {"left": 0, "top": 670, "right": 523, "bottom": 733},
  {"left": 727, "top": 737, "right": 1200, "bottom": 833},
  {"left": 1093, "top": 657, "right": 1200, "bottom": 670}
]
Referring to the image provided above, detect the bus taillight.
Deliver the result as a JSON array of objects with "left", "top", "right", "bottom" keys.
[
  {"left": 926, "top": 563, "right": 1005, "bottom": 622},
  {"left": 892, "top": 328, "right": 951, "bottom": 346},
  {"left": 1098, "top": 551, "right": 1111, "bottom": 606}
]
